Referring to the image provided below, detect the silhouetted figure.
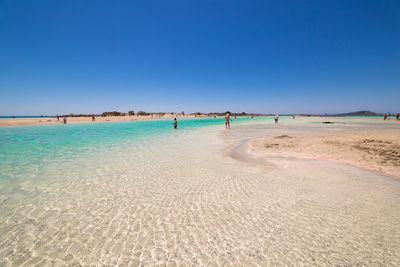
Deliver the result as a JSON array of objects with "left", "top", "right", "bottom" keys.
[
  {"left": 57, "top": 115, "right": 59, "bottom": 121},
  {"left": 173, "top": 118, "right": 178, "bottom": 129},
  {"left": 63, "top": 117, "right": 67, "bottom": 124},
  {"left": 92, "top": 116, "right": 95, "bottom": 121}
]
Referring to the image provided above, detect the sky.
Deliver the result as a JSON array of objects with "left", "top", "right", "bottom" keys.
[{"left": 0, "top": 0, "right": 399, "bottom": 115}]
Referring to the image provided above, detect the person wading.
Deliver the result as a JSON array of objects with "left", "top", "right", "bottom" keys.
[
  {"left": 274, "top": 114, "right": 279, "bottom": 124},
  {"left": 225, "top": 113, "right": 232, "bottom": 129}
]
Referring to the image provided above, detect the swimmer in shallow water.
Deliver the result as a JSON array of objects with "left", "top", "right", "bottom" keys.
[{"left": 274, "top": 114, "right": 279, "bottom": 124}]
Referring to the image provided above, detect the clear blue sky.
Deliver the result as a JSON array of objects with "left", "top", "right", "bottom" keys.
[{"left": 1, "top": 0, "right": 399, "bottom": 115}]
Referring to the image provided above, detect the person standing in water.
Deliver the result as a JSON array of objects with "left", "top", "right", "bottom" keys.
[
  {"left": 225, "top": 113, "right": 232, "bottom": 129},
  {"left": 173, "top": 118, "right": 178, "bottom": 129},
  {"left": 274, "top": 114, "right": 279, "bottom": 124},
  {"left": 63, "top": 117, "right": 67, "bottom": 124}
]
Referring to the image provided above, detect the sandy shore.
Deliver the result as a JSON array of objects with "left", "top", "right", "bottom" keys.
[
  {"left": 247, "top": 129, "right": 400, "bottom": 178},
  {"left": 0, "top": 114, "right": 203, "bottom": 126},
  {"left": 1, "top": 119, "right": 400, "bottom": 265}
]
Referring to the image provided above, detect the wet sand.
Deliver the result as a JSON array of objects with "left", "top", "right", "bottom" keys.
[
  {"left": 1, "top": 118, "right": 400, "bottom": 265},
  {"left": 247, "top": 129, "right": 400, "bottom": 178}
]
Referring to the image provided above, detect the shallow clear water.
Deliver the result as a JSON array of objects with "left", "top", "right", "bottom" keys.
[
  {"left": 0, "top": 117, "right": 255, "bottom": 181},
  {"left": 1, "top": 116, "right": 399, "bottom": 266}
]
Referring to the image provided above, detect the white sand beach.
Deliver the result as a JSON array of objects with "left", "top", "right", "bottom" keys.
[
  {"left": 2, "top": 0, "right": 399, "bottom": 265},
  {"left": 0, "top": 116, "right": 399, "bottom": 265}
]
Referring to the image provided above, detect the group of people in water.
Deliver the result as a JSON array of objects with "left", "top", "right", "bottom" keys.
[
  {"left": 53, "top": 112, "right": 400, "bottom": 129},
  {"left": 383, "top": 112, "right": 400, "bottom": 121},
  {"left": 176, "top": 111, "right": 399, "bottom": 130},
  {"left": 172, "top": 113, "right": 283, "bottom": 130},
  {"left": 223, "top": 113, "right": 281, "bottom": 128}
]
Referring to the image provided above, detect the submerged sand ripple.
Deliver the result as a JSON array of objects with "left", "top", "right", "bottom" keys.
[
  {"left": 1, "top": 157, "right": 399, "bottom": 266},
  {"left": 1, "top": 119, "right": 400, "bottom": 266}
]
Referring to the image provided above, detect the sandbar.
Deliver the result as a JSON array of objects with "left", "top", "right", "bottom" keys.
[{"left": 247, "top": 129, "right": 400, "bottom": 178}]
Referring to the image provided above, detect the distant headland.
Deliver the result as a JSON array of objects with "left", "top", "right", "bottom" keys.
[{"left": 336, "top": 110, "right": 378, "bottom": 116}]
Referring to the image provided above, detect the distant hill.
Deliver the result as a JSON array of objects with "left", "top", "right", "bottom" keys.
[{"left": 338, "top": 110, "right": 378, "bottom": 115}]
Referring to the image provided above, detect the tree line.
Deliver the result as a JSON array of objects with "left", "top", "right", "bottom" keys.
[{"left": 59, "top": 110, "right": 265, "bottom": 117}]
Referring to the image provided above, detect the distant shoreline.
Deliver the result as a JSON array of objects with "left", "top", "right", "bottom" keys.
[
  {"left": 0, "top": 114, "right": 388, "bottom": 119},
  {"left": 0, "top": 114, "right": 198, "bottom": 126},
  {"left": 0, "top": 116, "right": 53, "bottom": 119},
  {"left": 0, "top": 113, "right": 394, "bottom": 127}
]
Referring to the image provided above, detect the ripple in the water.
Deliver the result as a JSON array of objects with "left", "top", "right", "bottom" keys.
[{"left": 1, "top": 117, "right": 399, "bottom": 265}]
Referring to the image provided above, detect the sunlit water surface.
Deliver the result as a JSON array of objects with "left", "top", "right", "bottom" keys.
[{"left": 1, "top": 117, "right": 399, "bottom": 266}]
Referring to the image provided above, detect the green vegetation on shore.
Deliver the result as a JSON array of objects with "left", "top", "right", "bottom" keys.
[{"left": 58, "top": 111, "right": 266, "bottom": 118}]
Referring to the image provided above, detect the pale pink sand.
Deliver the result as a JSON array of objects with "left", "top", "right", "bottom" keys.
[{"left": 248, "top": 129, "right": 400, "bottom": 178}]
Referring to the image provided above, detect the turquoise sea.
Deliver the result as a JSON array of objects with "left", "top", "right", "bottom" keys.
[
  {"left": 1, "top": 116, "right": 399, "bottom": 266},
  {"left": 0, "top": 117, "right": 259, "bottom": 181},
  {"left": 0, "top": 115, "right": 395, "bottom": 181}
]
